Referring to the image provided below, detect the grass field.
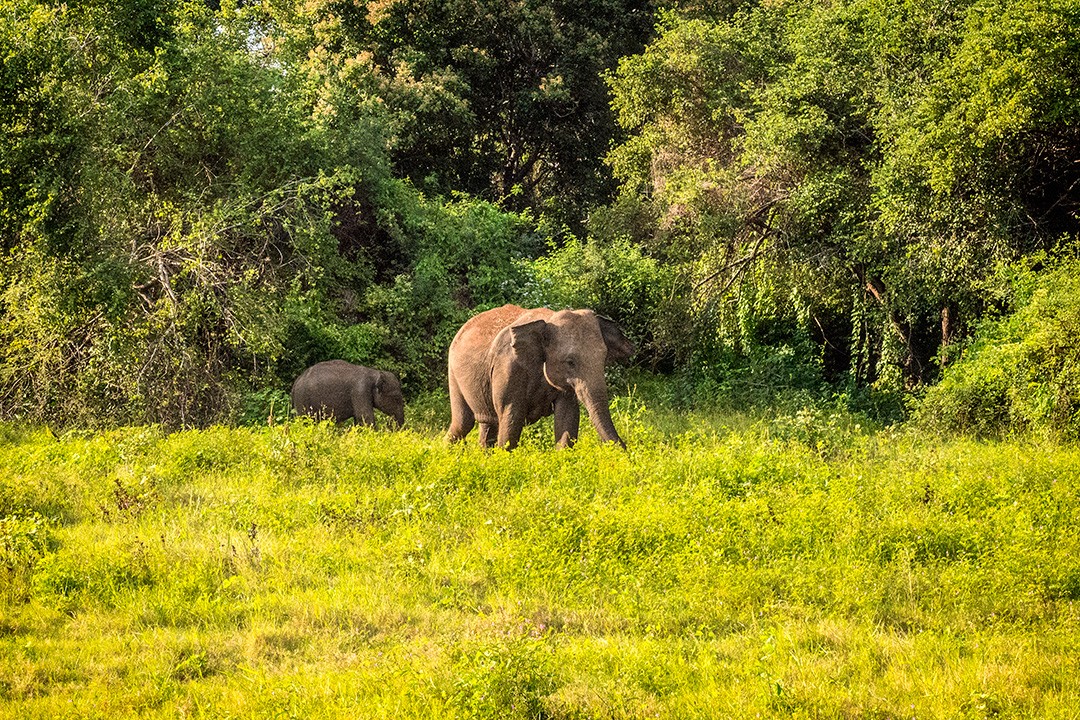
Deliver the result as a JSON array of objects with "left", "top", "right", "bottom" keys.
[{"left": 2, "top": 393, "right": 1080, "bottom": 718}]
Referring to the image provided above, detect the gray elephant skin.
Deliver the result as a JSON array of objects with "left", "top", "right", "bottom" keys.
[
  {"left": 291, "top": 360, "right": 405, "bottom": 428},
  {"left": 446, "top": 304, "right": 635, "bottom": 449}
]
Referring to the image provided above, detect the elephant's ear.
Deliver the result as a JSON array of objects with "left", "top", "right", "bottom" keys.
[
  {"left": 597, "top": 315, "right": 635, "bottom": 365},
  {"left": 375, "top": 370, "right": 396, "bottom": 392},
  {"left": 508, "top": 318, "right": 548, "bottom": 353}
]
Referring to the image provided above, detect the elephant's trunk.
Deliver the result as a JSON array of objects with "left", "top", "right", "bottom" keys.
[{"left": 576, "top": 382, "right": 626, "bottom": 449}]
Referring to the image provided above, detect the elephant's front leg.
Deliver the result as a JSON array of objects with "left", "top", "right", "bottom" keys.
[
  {"left": 553, "top": 394, "right": 580, "bottom": 448},
  {"left": 353, "top": 400, "right": 376, "bottom": 427},
  {"left": 496, "top": 406, "right": 526, "bottom": 449}
]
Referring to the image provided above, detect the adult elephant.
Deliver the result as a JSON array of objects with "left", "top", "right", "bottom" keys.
[
  {"left": 446, "top": 305, "right": 634, "bottom": 449},
  {"left": 291, "top": 360, "right": 405, "bottom": 428}
]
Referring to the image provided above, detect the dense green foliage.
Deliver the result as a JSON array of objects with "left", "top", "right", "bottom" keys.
[
  {"left": 3, "top": 409, "right": 1080, "bottom": 717},
  {"left": 2, "top": 0, "right": 1080, "bottom": 434},
  {"left": 606, "top": 0, "right": 1080, "bottom": 392},
  {"left": 0, "top": 0, "right": 554, "bottom": 425},
  {"left": 918, "top": 257, "right": 1080, "bottom": 440}
]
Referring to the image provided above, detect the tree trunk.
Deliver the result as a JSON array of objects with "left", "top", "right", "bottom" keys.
[
  {"left": 852, "top": 265, "right": 924, "bottom": 389},
  {"left": 940, "top": 303, "right": 957, "bottom": 366}
]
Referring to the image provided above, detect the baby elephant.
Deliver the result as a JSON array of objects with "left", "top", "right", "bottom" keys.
[{"left": 290, "top": 360, "right": 405, "bottom": 428}]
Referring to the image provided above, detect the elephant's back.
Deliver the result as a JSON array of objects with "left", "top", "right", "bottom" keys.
[
  {"left": 450, "top": 304, "right": 531, "bottom": 356},
  {"left": 291, "top": 360, "right": 360, "bottom": 409},
  {"left": 293, "top": 360, "right": 358, "bottom": 388}
]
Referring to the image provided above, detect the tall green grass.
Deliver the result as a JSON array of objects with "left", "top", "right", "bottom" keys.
[{"left": 2, "top": 404, "right": 1079, "bottom": 718}]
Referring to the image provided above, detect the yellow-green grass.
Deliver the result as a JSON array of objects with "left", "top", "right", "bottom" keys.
[{"left": 2, "top": 402, "right": 1079, "bottom": 718}]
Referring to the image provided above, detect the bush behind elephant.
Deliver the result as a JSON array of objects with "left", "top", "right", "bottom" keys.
[
  {"left": 446, "top": 304, "right": 634, "bottom": 449},
  {"left": 291, "top": 360, "right": 405, "bottom": 428}
]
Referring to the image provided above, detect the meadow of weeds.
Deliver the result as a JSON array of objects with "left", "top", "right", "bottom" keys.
[{"left": 1, "top": 394, "right": 1079, "bottom": 719}]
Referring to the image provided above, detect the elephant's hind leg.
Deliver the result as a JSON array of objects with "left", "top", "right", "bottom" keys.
[
  {"left": 446, "top": 372, "right": 476, "bottom": 443},
  {"left": 477, "top": 422, "right": 498, "bottom": 448}
]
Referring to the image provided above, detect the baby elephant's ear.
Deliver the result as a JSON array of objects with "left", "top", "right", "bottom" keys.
[
  {"left": 597, "top": 315, "right": 635, "bottom": 365},
  {"left": 376, "top": 370, "right": 397, "bottom": 391}
]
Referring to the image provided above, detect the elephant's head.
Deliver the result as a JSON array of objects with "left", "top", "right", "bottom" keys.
[
  {"left": 510, "top": 309, "right": 635, "bottom": 447},
  {"left": 374, "top": 371, "right": 405, "bottom": 428}
]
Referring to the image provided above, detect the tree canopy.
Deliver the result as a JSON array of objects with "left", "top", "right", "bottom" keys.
[{"left": 606, "top": 0, "right": 1080, "bottom": 391}]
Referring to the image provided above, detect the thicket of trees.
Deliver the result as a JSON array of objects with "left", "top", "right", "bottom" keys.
[{"left": 2, "top": 0, "right": 1079, "bottom": 431}]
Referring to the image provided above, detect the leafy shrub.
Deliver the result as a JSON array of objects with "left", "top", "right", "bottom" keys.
[
  {"left": 689, "top": 343, "right": 827, "bottom": 408},
  {"left": 446, "top": 637, "right": 557, "bottom": 719},
  {"left": 1, "top": 512, "right": 52, "bottom": 602},
  {"left": 360, "top": 194, "right": 542, "bottom": 390},
  {"left": 918, "top": 259, "right": 1080, "bottom": 439},
  {"left": 31, "top": 541, "right": 157, "bottom": 612},
  {"left": 239, "top": 388, "right": 292, "bottom": 427},
  {"left": 764, "top": 405, "right": 868, "bottom": 457}
]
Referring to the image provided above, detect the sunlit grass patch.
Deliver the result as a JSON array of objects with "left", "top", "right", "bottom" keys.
[{"left": 2, "top": 408, "right": 1079, "bottom": 717}]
